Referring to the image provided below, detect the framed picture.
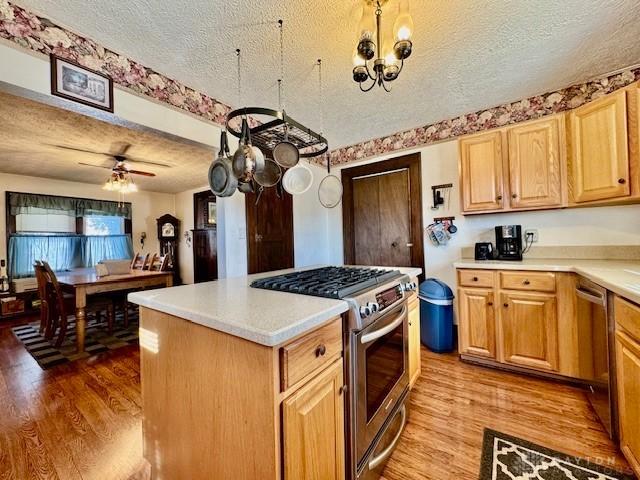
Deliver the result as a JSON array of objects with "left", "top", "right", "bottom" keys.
[
  {"left": 207, "top": 202, "right": 217, "bottom": 225},
  {"left": 50, "top": 54, "right": 114, "bottom": 112}
]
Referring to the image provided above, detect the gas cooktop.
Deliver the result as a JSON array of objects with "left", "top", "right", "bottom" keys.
[{"left": 250, "top": 266, "right": 403, "bottom": 299}]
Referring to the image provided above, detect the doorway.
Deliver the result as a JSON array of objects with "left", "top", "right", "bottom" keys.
[
  {"left": 245, "top": 186, "right": 294, "bottom": 274},
  {"left": 192, "top": 190, "right": 218, "bottom": 283},
  {"left": 342, "top": 153, "right": 424, "bottom": 271}
]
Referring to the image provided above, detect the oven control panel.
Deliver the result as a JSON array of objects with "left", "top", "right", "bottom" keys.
[{"left": 375, "top": 285, "right": 403, "bottom": 311}]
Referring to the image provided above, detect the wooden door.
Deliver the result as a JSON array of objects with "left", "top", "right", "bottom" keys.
[
  {"left": 193, "top": 229, "right": 217, "bottom": 283},
  {"left": 616, "top": 329, "right": 640, "bottom": 477},
  {"left": 282, "top": 360, "right": 345, "bottom": 480},
  {"left": 245, "top": 186, "right": 294, "bottom": 274},
  {"left": 508, "top": 116, "right": 565, "bottom": 208},
  {"left": 457, "top": 288, "right": 496, "bottom": 359},
  {"left": 459, "top": 130, "right": 505, "bottom": 212},
  {"left": 408, "top": 294, "right": 421, "bottom": 388},
  {"left": 569, "top": 90, "right": 630, "bottom": 203},
  {"left": 342, "top": 154, "right": 423, "bottom": 270},
  {"left": 499, "top": 292, "right": 558, "bottom": 371}
]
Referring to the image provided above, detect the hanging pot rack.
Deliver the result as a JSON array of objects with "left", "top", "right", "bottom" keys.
[{"left": 225, "top": 107, "right": 328, "bottom": 158}]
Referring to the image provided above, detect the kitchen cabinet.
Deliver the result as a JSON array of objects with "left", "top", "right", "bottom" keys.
[
  {"left": 614, "top": 296, "right": 640, "bottom": 477},
  {"left": 408, "top": 293, "right": 421, "bottom": 388},
  {"left": 459, "top": 130, "right": 505, "bottom": 212},
  {"left": 457, "top": 288, "right": 496, "bottom": 359},
  {"left": 568, "top": 90, "right": 630, "bottom": 203},
  {"left": 283, "top": 359, "right": 345, "bottom": 480},
  {"left": 498, "top": 291, "right": 558, "bottom": 371},
  {"left": 507, "top": 116, "right": 565, "bottom": 208}
]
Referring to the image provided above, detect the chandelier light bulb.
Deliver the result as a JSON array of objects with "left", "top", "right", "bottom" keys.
[{"left": 393, "top": 0, "right": 413, "bottom": 41}]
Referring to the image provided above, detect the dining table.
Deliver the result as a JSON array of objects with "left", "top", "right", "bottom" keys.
[{"left": 56, "top": 268, "right": 174, "bottom": 353}]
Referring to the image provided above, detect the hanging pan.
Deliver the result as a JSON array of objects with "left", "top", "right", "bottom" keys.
[
  {"left": 209, "top": 130, "right": 238, "bottom": 197},
  {"left": 254, "top": 157, "right": 282, "bottom": 188},
  {"left": 273, "top": 124, "right": 300, "bottom": 169},
  {"left": 318, "top": 156, "right": 343, "bottom": 208},
  {"left": 232, "top": 117, "right": 265, "bottom": 183}
]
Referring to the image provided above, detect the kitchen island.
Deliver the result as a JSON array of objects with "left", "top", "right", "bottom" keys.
[{"left": 129, "top": 266, "right": 421, "bottom": 480}]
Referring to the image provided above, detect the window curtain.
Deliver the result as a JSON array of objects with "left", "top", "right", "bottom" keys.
[
  {"left": 9, "top": 192, "right": 132, "bottom": 219},
  {"left": 8, "top": 234, "right": 134, "bottom": 278}
]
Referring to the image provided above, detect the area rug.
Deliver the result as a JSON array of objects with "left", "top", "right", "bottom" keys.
[
  {"left": 11, "top": 310, "right": 139, "bottom": 369},
  {"left": 479, "top": 429, "right": 635, "bottom": 480}
]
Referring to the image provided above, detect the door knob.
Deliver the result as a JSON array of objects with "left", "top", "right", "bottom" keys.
[
  {"left": 255, "top": 233, "right": 263, "bottom": 242},
  {"left": 406, "top": 243, "right": 414, "bottom": 247}
]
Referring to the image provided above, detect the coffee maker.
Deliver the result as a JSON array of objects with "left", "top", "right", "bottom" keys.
[{"left": 495, "top": 225, "right": 523, "bottom": 261}]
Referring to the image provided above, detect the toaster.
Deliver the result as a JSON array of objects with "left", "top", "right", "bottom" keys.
[{"left": 474, "top": 242, "right": 494, "bottom": 261}]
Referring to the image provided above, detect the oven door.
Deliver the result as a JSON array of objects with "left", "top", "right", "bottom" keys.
[{"left": 353, "top": 302, "right": 409, "bottom": 466}]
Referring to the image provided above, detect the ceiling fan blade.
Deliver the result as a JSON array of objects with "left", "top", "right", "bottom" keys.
[
  {"left": 126, "top": 169, "right": 156, "bottom": 177},
  {"left": 112, "top": 142, "right": 132, "bottom": 156},
  {"left": 48, "top": 144, "right": 112, "bottom": 157},
  {"left": 78, "top": 162, "right": 114, "bottom": 170},
  {"left": 123, "top": 156, "right": 173, "bottom": 168}
]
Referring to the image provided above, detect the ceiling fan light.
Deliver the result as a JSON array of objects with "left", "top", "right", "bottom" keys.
[
  {"left": 394, "top": 39, "right": 412, "bottom": 60},
  {"left": 383, "top": 63, "right": 400, "bottom": 81},
  {"left": 357, "top": 38, "right": 375, "bottom": 61},
  {"left": 353, "top": 65, "right": 369, "bottom": 83}
]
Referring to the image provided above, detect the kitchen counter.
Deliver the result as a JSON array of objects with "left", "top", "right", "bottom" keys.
[
  {"left": 454, "top": 258, "right": 640, "bottom": 305},
  {"left": 128, "top": 265, "right": 422, "bottom": 346}
]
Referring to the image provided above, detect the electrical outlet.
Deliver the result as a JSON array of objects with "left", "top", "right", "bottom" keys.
[{"left": 525, "top": 229, "right": 539, "bottom": 242}]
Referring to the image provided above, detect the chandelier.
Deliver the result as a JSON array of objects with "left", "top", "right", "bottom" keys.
[
  {"left": 103, "top": 172, "right": 138, "bottom": 193},
  {"left": 352, "top": 0, "right": 414, "bottom": 92}
]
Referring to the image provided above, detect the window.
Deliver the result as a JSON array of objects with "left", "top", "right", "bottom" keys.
[
  {"left": 84, "top": 215, "right": 125, "bottom": 235},
  {"left": 16, "top": 208, "right": 75, "bottom": 233}
]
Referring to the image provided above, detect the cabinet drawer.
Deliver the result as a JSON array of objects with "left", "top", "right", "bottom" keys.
[
  {"left": 280, "top": 317, "right": 342, "bottom": 391},
  {"left": 615, "top": 295, "right": 640, "bottom": 342},
  {"left": 500, "top": 271, "right": 556, "bottom": 292},
  {"left": 458, "top": 269, "right": 495, "bottom": 288}
]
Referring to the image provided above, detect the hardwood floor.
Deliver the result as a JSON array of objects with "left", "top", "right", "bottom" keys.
[{"left": 0, "top": 321, "right": 632, "bottom": 479}]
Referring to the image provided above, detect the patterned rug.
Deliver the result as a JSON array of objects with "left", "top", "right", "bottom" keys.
[
  {"left": 479, "top": 429, "right": 635, "bottom": 480},
  {"left": 11, "top": 310, "right": 139, "bottom": 369}
]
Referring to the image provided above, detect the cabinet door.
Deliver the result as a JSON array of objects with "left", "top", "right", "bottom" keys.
[
  {"left": 499, "top": 292, "right": 558, "bottom": 371},
  {"left": 459, "top": 131, "right": 506, "bottom": 212},
  {"left": 408, "top": 295, "right": 421, "bottom": 388},
  {"left": 508, "top": 116, "right": 564, "bottom": 208},
  {"left": 615, "top": 330, "right": 640, "bottom": 477},
  {"left": 458, "top": 288, "right": 496, "bottom": 359},
  {"left": 283, "top": 360, "right": 345, "bottom": 480},
  {"left": 569, "top": 90, "right": 630, "bottom": 203}
]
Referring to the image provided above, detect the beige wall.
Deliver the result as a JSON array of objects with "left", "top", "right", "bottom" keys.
[{"left": 0, "top": 172, "right": 176, "bottom": 263}]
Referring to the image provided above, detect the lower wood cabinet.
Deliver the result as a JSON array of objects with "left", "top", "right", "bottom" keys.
[
  {"left": 498, "top": 291, "right": 558, "bottom": 371},
  {"left": 614, "top": 296, "right": 640, "bottom": 477},
  {"left": 408, "top": 294, "right": 421, "bottom": 388},
  {"left": 283, "top": 359, "right": 345, "bottom": 480},
  {"left": 458, "top": 288, "right": 496, "bottom": 359}
]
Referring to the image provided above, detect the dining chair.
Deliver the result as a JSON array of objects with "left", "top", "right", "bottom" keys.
[
  {"left": 33, "top": 261, "right": 51, "bottom": 335},
  {"left": 148, "top": 253, "right": 170, "bottom": 272},
  {"left": 41, "top": 261, "right": 115, "bottom": 346},
  {"left": 131, "top": 253, "right": 150, "bottom": 270}
]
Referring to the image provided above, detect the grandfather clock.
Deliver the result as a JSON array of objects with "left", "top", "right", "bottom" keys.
[{"left": 156, "top": 214, "right": 180, "bottom": 284}]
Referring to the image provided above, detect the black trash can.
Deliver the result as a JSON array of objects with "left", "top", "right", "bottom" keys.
[{"left": 418, "top": 278, "right": 455, "bottom": 353}]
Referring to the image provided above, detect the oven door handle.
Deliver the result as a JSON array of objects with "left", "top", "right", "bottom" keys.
[
  {"left": 368, "top": 404, "right": 407, "bottom": 470},
  {"left": 360, "top": 305, "right": 407, "bottom": 344},
  {"left": 576, "top": 287, "right": 605, "bottom": 306}
]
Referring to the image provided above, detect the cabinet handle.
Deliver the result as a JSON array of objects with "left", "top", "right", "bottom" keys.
[
  {"left": 487, "top": 302, "right": 493, "bottom": 306},
  {"left": 511, "top": 194, "right": 518, "bottom": 199},
  {"left": 339, "top": 385, "right": 348, "bottom": 396},
  {"left": 523, "top": 279, "right": 530, "bottom": 285},
  {"left": 618, "top": 178, "right": 626, "bottom": 184},
  {"left": 503, "top": 303, "right": 509, "bottom": 308},
  {"left": 496, "top": 195, "right": 503, "bottom": 201},
  {"left": 315, "top": 344, "right": 326, "bottom": 357},
  {"left": 472, "top": 276, "right": 478, "bottom": 282}
]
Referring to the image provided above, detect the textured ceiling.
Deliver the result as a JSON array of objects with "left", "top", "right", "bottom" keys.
[
  {"left": 11, "top": 0, "right": 640, "bottom": 151},
  {"left": 0, "top": 91, "right": 215, "bottom": 193}
]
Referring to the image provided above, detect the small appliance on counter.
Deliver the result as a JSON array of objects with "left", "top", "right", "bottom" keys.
[
  {"left": 495, "top": 225, "right": 523, "bottom": 261},
  {"left": 474, "top": 242, "right": 494, "bottom": 260}
]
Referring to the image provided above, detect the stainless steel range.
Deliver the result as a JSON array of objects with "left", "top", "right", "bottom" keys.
[{"left": 251, "top": 266, "right": 417, "bottom": 480}]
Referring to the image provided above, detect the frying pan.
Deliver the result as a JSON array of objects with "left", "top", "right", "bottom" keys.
[
  {"left": 209, "top": 130, "right": 238, "bottom": 197},
  {"left": 254, "top": 158, "right": 282, "bottom": 188},
  {"left": 273, "top": 125, "right": 299, "bottom": 169}
]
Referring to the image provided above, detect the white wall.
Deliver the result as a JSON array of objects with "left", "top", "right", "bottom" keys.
[{"left": 0, "top": 172, "right": 176, "bottom": 262}]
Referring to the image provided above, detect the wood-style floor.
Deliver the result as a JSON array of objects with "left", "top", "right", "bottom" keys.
[{"left": 0, "top": 321, "right": 632, "bottom": 479}]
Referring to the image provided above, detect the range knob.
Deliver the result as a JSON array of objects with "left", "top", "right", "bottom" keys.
[
  {"left": 359, "top": 304, "right": 372, "bottom": 318},
  {"left": 367, "top": 302, "right": 380, "bottom": 313},
  {"left": 402, "top": 281, "right": 417, "bottom": 292}
]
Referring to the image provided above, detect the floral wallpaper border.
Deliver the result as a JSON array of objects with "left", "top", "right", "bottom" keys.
[
  {"left": 323, "top": 65, "right": 640, "bottom": 166},
  {"left": 1, "top": 0, "right": 640, "bottom": 167},
  {"left": 0, "top": 0, "right": 232, "bottom": 125}
]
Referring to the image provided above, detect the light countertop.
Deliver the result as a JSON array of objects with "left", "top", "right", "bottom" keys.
[
  {"left": 454, "top": 258, "right": 640, "bottom": 305},
  {"left": 128, "top": 265, "right": 422, "bottom": 347}
]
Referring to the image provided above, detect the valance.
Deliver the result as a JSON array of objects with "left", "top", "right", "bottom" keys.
[{"left": 8, "top": 192, "right": 132, "bottom": 219}]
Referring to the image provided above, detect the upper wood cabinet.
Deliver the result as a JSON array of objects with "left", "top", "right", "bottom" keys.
[
  {"left": 498, "top": 291, "right": 558, "bottom": 371},
  {"left": 458, "top": 287, "right": 496, "bottom": 359},
  {"left": 459, "top": 130, "right": 505, "bottom": 212},
  {"left": 508, "top": 116, "right": 565, "bottom": 208},
  {"left": 568, "top": 90, "right": 630, "bottom": 203},
  {"left": 408, "top": 294, "right": 421, "bottom": 388},
  {"left": 283, "top": 359, "right": 345, "bottom": 480}
]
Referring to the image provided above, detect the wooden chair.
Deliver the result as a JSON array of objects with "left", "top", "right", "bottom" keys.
[
  {"left": 34, "top": 261, "right": 51, "bottom": 335},
  {"left": 41, "top": 261, "right": 114, "bottom": 347},
  {"left": 131, "top": 253, "right": 150, "bottom": 270}
]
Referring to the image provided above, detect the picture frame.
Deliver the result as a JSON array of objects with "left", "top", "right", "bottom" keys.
[
  {"left": 207, "top": 202, "right": 217, "bottom": 225},
  {"left": 50, "top": 54, "right": 114, "bottom": 112}
]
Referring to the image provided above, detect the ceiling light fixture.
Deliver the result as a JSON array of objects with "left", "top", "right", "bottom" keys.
[
  {"left": 103, "top": 172, "right": 138, "bottom": 193},
  {"left": 352, "top": 0, "right": 414, "bottom": 92}
]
